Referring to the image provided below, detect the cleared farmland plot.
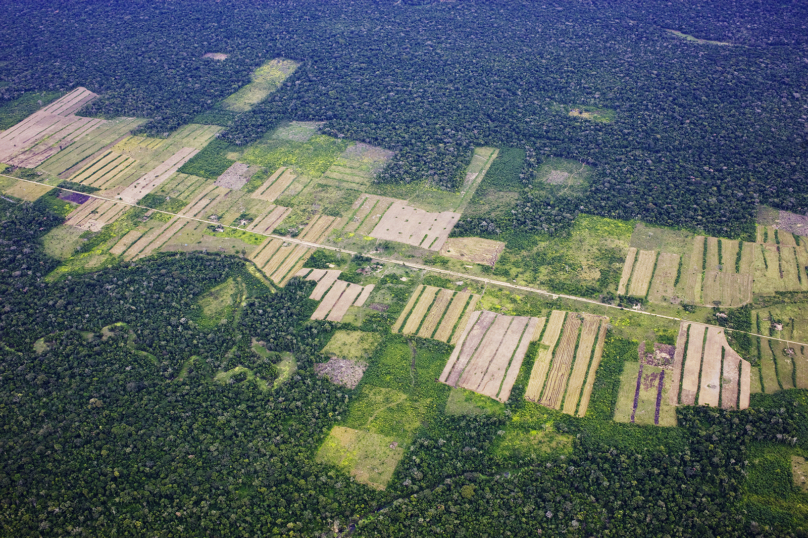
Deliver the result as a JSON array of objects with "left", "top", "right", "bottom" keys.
[
  {"left": 1, "top": 179, "right": 53, "bottom": 201},
  {"left": 370, "top": 201, "right": 460, "bottom": 251},
  {"left": 439, "top": 311, "right": 542, "bottom": 402},
  {"left": 65, "top": 199, "right": 129, "bottom": 232},
  {"left": 525, "top": 310, "right": 566, "bottom": 401},
  {"left": 117, "top": 147, "right": 199, "bottom": 204},
  {"left": 392, "top": 286, "right": 481, "bottom": 343},
  {"left": 539, "top": 314, "right": 582, "bottom": 409},
  {"left": 617, "top": 247, "right": 637, "bottom": 295},
  {"left": 562, "top": 315, "right": 602, "bottom": 415},
  {"left": 214, "top": 162, "right": 259, "bottom": 190},
  {"left": 672, "top": 322, "right": 750, "bottom": 410},
  {"left": 646, "top": 252, "right": 680, "bottom": 303},
  {"left": 308, "top": 277, "right": 376, "bottom": 322},
  {"left": 0, "top": 88, "right": 108, "bottom": 168},
  {"left": 439, "top": 236, "right": 505, "bottom": 267},
  {"left": 250, "top": 167, "right": 297, "bottom": 202},
  {"left": 626, "top": 249, "right": 657, "bottom": 297},
  {"left": 684, "top": 236, "right": 705, "bottom": 304}
]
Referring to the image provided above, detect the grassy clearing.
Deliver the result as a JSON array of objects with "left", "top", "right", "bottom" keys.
[
  {"left": 444, "top": 387, "right": 505, "bottom": 416},
  {"left": 460, "top": 147, "right": 524, "bottom": 223},
  {"left": 0, "top": 91, "right": 63, "bottom": 129},
  {"left": 567, "top": 106, "right": 616, "bottom": 123},
  {"left": 195, "top": 277, "right": 240, "bottom": 326},
  {"left": 322, "top": 330, "right": 382, "bottom": 361},
  {"left": 214, "top": 366, "right": 268, "bottom": 391},
  {"left": 277, "top": 181, "right": 360, "bottom": 219},
  {"left": 494, "top": 214, "right": 633, "bottom": 299},
  {"left": 242, "top": 134, "right": 349, "bottom": 178},
  {"left": 492, "top": 423, "right": 573, "bottom": 460},
  {"left": 271, "top": 121, "right": 323, "bottom": 142},
  {"left": 534, "top": 157, "right": 593, "bottom": 187},
  {"left": 220, "top": 58, "right": 299, "bottom": 113},
  {"left": 273, "top": 353, "right": 297, "bottom": 389},
  {"left": 41, "top": 225, "right": 86, "bottom": 260},
  {"left": 316, "top": 426, "right": 404, "bottom": 491}
]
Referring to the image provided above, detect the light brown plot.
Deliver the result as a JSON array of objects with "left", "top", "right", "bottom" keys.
[
  {"left": 256, "top": 168, "right": 296, "bottom": 202},
  {"left": 680, "top": 324, "right": 706, "bottom": 405},
  {"left": 252, "top": 239, "right": 283, "bottom": 270},
  {"left": 354, "top": 284, "right": 375, "bottom": 307},
  {"left": 795, "top": 346, "right": 808, "bottom": 390},
  {"left": 356, "top": 199, "right": 394, "bottom": 236},
  {"left": 72, "top": 152, "right": 118, "bottom": 183},
  {"left": 304, "top": 268, "right": 326, "bottom": 282},
  {"left": 300, "top": 215, "right": 336, "bottom": 242},
  {"left": 705, "top": 237, "right": 720, "bottom": 272},
  {"left": 280, "top": 255, "right": 311, "bottom": 287},
  {"left": 722, "top": 240, "right": 739, "bottom": 274},
  {"left": 270, "top": 245, "right": 309, "bottom": 283},
  {"left": 250, "top": 167, "right": 286, "bottom": 199},
  {"left": 647, "top": 252, "right": 680, "bottom": 303},
  {"left": 450, "top": 295, "right": 481, "bottom": 345},
  {"left": 370, "top": 201, "right": 460, "bottom": 251},
  {"left": 110, "top": 229, "right": 145, "bottom": 256},
  {"left": 562, "top": 315, "right": 602, "bottom": 415},
  {"left": 576, "top": 322, "right": 608, "bottom": 417},
  {"left": 458, "top": 315, "right": 513, "bottom": 392},
  {"left": 433, "top": 292, "right": 471, "bottom": 342},
  {"left": 311, "top": 280, "right": 349, "bottom": 321},
  {"left": 123, "top": 222, "right": 172, "bottom": 261},
  {"left": 627, "top": 250, "right": 657, "bottom": 297},
  {"left": 310, "top": 270, "right": 342, "bottom": 301},
  {"left": 417, "top": 289, "right": 454, "bottom": 338},
  {"left": 778, "top": 230, "right": 797, "bottom": 247},
  {"left": 117, "top": 147, "right": 199, "bottom": 204},
  {"left": 81, "top": 153, "right": 129, "bottom": 187},
  {"left": 474, "top": 316, "right": 529, "bottom": 399},
  {"left": 617, "top": 247, "right": 637, "bottom": 295},
  {"left": 669, "top": 322, "right": 690, "bottom": 405},
  {"left": 247, "top": 206, "right": 291, "bottom": 234},
  {"left": 540, "top": 315, "right": 582, "bottom": 409},
  {"left": 64, "top": 198, "right": 102, "bottom": 226},
  {"left": 295, "top": 268, "right": 312, "bottom": 279},
  {"left": 684, "top": 237, "right": 705, "bottom": 304},
  {"left": 753, "top": 243, "right": 783, "bottom": 294},
  {"left": 721, "top": 351, "right": 741, "bottom": 410},
  {"left": 249, "top": 236, "right": 276, "bottom": 262},
  {"left": 326, "top": 283, "right": 364, "bottom": 322},
  {"left": 179, "top": 184, "right": 218, "bottom": 216},
  {"left": 392, "top": 285, "right": 424, "bottom": 333},
  {"left": 739, "top": 241, "right": 755, "bottom": 274},
  {"left": 780, "top": 246, "right": 805, "bottom": 290},
  {"left": 525, "top": 310, "right": 566, "bottom": 402},
  {"left": 739, "top": 361, "right": 751, "bottom": 409},
  {"left": 261, "top": 242, "right": 296, "bottom": 275},
  {"left": 89, "top": 157, "right": 137, "bottom": 190},
  {"left": 444, "top": 310, "right": 497, "bottom": 387},
  {"left": 497, "top": 316, "right": 545, "bottom": 402},
  {"left": 136, "top": 218, "right": 188, "bottom": 259},
  {"left": 402, "top": 286, "right": 439, "bottom": 335},
  {"left": 439, "top": 310, "right": 482, "bottom": 383},
  {"left": 698, "top": 327, "right": 724, "bottom": 407},
  {"left": 343, "top": 195, "right": 377, "bottom": 233}
]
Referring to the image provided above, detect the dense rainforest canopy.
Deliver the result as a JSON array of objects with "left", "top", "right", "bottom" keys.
[{"left": 1, "top": 0, "right": 807, "bottom": 237}]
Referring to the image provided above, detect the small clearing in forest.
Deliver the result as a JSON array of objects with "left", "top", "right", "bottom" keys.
[
  {"left": 221, "top": 58, "right": 300, "bottom": 113},
  {"left": 321, "top": 330, "right": 381, "bottom": 361},
  {"left": 202, "top": 53, "right": 229, "bottom": 60},
  {"left": 440, "top": 236, "right": 505, "bottom": 267},
  {"left": 315, "top": 357, "right": 368, "bottom": 389},
  {"left": 316, "top": 426, "right": 403, "bottom": 491}
]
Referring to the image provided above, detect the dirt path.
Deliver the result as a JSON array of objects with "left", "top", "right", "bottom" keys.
[{"left": 6, "top": 172, "right": 808, "bottom": 348}]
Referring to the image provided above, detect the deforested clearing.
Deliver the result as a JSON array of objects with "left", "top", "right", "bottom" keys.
[
  {"left": 433, "top": 292, "right": 471, "bottom": 343},
  {"left": 322, "top": 330, "right": 381, "bottom": 361},
  {"left": 203, "top": 53, "right": 228, "bottom": 60},
  {"left": 370, "top": 201, "right": 460, "bottom": 251},
  {"left": 393, "top": 286, "right": 481, "bottom": 343},
  {"left": 315, "top": 357, "right": 368, "bottom": 389},
  {"left": 576, "top": 321, "right": 608, "bottom": 417},
  {"left": 562, "top": 315, "right": 602, "bottom": 416},
  {"left": 679, "top": 323, "right": 705, "bottom": 406},
  {"left": 221, "top": 58, "right": 300, "bottom": 113},
  {"left": 417, "top": 288, "right": 453, "bottom": 338},
  {"left": 525, "top": 310, "right": 566, "bottom": 402},
  {"left": 214, "top": 162, "right": 258, "bottom": 190},
  {"left": 439, "top": 236, "right": 505, "bottom": 267},
  {"left": 684, "top": 236, "right": 705, "bottom": 304},
  {"left": 440, "top": 311, "right": 541, "bottom": 402},
  {"left": 627, "top": 249, "right": 657, "bottom": 297},
  {"left": 316, "top": 426, "right": 403, "bottom": 491},
  {"left": 309, "top": 279, "right": 376, "bottom": 322},
  {"left": 322, "top": 142, "right": 395, "bottom": 187},
  {"left": 401, "top": 286, "right": 439, "bottom": 335}
]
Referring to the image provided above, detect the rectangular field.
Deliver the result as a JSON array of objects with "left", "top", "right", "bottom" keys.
[
  {"left": 577, "top": 322, "right": 608, "bottom": 417},
  {"left": 698, "top": 327, "right": 724, "bottom": 407},
  {"left": 679, "top": 323, "right": 706, "bottom": 405},
  {"left": 539, "top": 315, "right": 583, "bottom": 409},
  {"left": 524, "top": 310, "right": 566, "bottom": 401},
  {"left": 417, "top": 288, "right": 453, "bottom": 338},
  {"left": 617, "top": 247, "right": 637, "bottom": 296},
  {"left": 627, "top": 249, "right": 658, "bottom": 297},
  {"left": 370, "top": 201, "right": 461, "bottom": 251},
  {"left": 647, "top": 252, "right": 680, "bottom": 303},
  {"left": 562, "top": 315, "right": 602, "bottom": 415}
]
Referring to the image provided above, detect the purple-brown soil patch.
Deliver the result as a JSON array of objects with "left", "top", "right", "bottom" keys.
[
  {"left": 368, "top": 303, "right": 389, "bottom": 312},
  {"left": 314, "top": 357, "right": 368, "bottom": 389},
  {"left": 643, "top": 343, "right": 676, "bottom": 369},
  {"left": 59, "top": 192, "right": 91, "bottom": 204},
  {"left": 631, "top": 363, "right": 644, "bottom": 423},
  {"left": 655, "top": 370, "right": 666, "bottom": 425}
]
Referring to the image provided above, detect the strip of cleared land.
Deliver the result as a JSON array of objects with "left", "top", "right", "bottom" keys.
[
  {"left": 577, "top": 322, "right": 608, "bottom": 417},
  {"left": 617, "top": 247, "right": 637, "bottom": 296},
  {"left": 433, "top": 292, "right": 471, "bottom": 342},
  {"left": 562, "top": 315, "right": 602, "bottom": 415},
  {"left": 540, "top": 315, "right": 582, "bottom": 409},
  {"left": 627, "top": 250, "right": 657, "bottom": 297},
  {"left": 525, "top": 310, "right": 566, "bottom": 401},
  {"left": 680, "top": 323, "right": 705, "bottom": 405},
  {"left": 417, "top": 288, "right": 453, "bottom": 338}
]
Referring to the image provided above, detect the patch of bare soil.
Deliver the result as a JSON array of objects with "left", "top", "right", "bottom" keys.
[
  {"left": 440, "top": 236, "right": 505, "bottom": 267},
  {"left": 203, "top": 53, "right": 229, "bottom": 61},
  {"left": 777, "top": 210, "right": 808, "bottom": 238},
  {"left": 315, "top": 357, "right": 368, "bottom": 389},
  {"left": 546, "top": 170, "right": 571, "bottom": 185}
]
